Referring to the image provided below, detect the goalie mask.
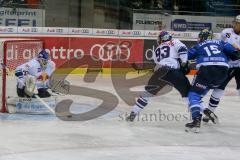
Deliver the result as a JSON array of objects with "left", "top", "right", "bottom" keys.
[
  {"left": 157, "top": 31, "right": 172, "bottom": 45},
  {"left": 233, "top": 15, "right": 240, "bottom": 34},
  {"left": 198, "top": 29, "right": 213, "bottom": 42},
  {"left": 37, "top": 50, "right": 49, "bottom": 69}
]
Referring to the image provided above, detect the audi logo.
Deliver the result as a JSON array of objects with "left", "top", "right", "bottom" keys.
[
  {"left": 90, "top": 41, "right": 131, "bottom": 61},
  {"left": 56, "top": 29, "right": 64, "bottom": 33},
  {"left": 132, "top": 31, "right": 142, "bottom": 35},
  {"left": 183, "top": 33, "right": 192, "bottom": 38},
  {"left": 106, "top": 30, "right": 115, "bottom": 34},
  {"left": 81, "top": 29, "right": 89, "bottom": 33}
]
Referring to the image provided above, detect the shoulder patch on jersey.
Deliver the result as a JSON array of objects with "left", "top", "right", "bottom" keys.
[{"left": 226, "top": 33, "right": 231, "bottom": 38}]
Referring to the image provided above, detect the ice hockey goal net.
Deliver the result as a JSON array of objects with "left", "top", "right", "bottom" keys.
[{"left": 0, "top": 39, "right": 44, "bottom": 113}]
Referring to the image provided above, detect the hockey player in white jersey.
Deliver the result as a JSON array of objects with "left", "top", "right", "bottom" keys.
[
  {"left": 203, "top": 15, "right": 240, "bottom": 124},
  {"left": 126, "top": 31, "right": 190, "bottom": 121},
  {"left": 15, "top": 49, "right": 56, "bottom": 98}
]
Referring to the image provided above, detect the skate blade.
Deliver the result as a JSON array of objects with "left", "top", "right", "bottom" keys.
[
  {"left": 203, "top": 121, "right": 209, "bottom": 125},
  {"left": 202, "top": 119, "right": 209, "bottom": 124},
  {"left": 202, "top": 118, "right": 211, "bottom": 125},
  {"left": 126, "top": 118, "right": 134, "bottom": 122},
  {"left": 185, "top": 127, "right": 200, "bottom": 133},
  {"left": 210, "top": 113, "right": 219, "bottom": 124}
]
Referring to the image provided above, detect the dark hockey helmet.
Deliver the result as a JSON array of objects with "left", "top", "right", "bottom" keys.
[
  {"left": 157, "top": 31, "right": 172, "bottom": 45},
  {"left": 198, "top": 29, "right": 213, "bottom": 42}
]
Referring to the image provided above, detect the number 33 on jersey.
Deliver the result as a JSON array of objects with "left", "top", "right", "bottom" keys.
[{"left": 153, "top": 38, "right": 188, "bottom": 69}]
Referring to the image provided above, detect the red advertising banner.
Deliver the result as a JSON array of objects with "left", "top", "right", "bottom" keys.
[
  {"left": 44, "top": 37, "right": 143, "bottom": 68},
  {"left": 1, "top": 36, "right": 144, "bottom": 69}
]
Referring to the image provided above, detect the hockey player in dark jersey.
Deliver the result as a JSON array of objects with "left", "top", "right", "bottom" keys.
[{"left": 186, "top": 29, "right": 240, "bottom": 133}]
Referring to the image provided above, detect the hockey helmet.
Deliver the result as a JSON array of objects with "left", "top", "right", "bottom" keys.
[
  {"left": 233, "top": 15, "right": 240, "bottom": 34},
  {"left": 37, "top": 49, "right": 49, "bottom": 68},
  {"left": 157, "top": 31, "right": 172, "bottom": 44},
  {"left": 198, "top": 29, "right": 213, "bottom": 42},
  {"left": 234, "top": 15, "right": 240, "bottom": 23}
]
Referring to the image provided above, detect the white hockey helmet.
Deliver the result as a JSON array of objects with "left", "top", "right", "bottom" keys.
[
  {"left": 233, "top": 15, "right": 240, "bottom": 34},
  {"left": 234, "top": 15, "right": 240, "bottom": 23}
]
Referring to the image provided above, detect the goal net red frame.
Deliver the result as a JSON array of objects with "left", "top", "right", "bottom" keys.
[{"left": 0, "top": 39, "right": 44, "bottom": 113}]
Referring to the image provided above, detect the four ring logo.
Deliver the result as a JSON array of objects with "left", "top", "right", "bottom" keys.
[
  {"left": 56, "top": 29, "right": 64, "bottom": 33},
  {"left": 81, "top": 29, "right": 89, "bottom": 33},
  {"left": 132, "top": 31, "right": 142, "bottom": 35},
  {"left": 90, "top": 41, "right": 131, "bottom": 61},
  {"left": 183, "top": 33, "right": 192, "bottom": 38},
  {"left": 106, "top": 30, "right": 115, "bottom": 35}
]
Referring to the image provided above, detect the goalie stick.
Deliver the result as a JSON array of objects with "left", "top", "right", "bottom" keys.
[{"left": 34, "top": 94, "right": 55, "bottom": 114}]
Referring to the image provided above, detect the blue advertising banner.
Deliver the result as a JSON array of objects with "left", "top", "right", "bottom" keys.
[{"left": 172, "top": 19, "right": 211, "bottom": 31}]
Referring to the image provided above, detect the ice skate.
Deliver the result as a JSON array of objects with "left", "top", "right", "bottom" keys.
[
  {"left": 203, "top": 108, "right": 219, "bottom": 124},
  {"left": 185, "top": 114, "right": 202, "bottom": 133},
  {"left": 126, "top": 112, "right": 137, "bottom": 122}
]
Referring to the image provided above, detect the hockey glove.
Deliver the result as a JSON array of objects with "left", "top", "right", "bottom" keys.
[
  {"left": 180, "top": 62, "right": 190, "bottom": 75},
  {"left": 237, "top": 51, "right": 240, "bottom": 59}
]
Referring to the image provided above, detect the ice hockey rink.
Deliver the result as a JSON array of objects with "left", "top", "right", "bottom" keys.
[{"left": 1, "top": 73, "right": 240, "bottom": 160}]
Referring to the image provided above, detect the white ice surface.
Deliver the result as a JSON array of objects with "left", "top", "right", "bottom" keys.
[{"left": 1, "top": 74, "right": 240, "bottom": 160}]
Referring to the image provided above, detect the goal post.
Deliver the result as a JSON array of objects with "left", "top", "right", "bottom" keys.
[{"left": 0, "top": 39, "right": 44, "bottom": 113}]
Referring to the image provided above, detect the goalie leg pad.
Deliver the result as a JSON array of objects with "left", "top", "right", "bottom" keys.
[
  {"left": 24, "top": 75, "right": 37, "bottom": 97},
  {"left": 6, "top": 97, "right": 57, "bottom": 114},
  {"left": 17, "top": 87, "right": 26, "bottom": 97},
  {"left": 37, "top": 88, "right": 51, "bottom": 98}
]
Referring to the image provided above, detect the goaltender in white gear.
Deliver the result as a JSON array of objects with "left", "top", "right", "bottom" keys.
[{"left": 15, "top": 49, "right": 56, "bottom": 98}]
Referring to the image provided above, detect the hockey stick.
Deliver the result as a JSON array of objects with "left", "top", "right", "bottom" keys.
[
  {"left": 47, "top": 89, "right": 66, "bottom": 96},
  {"left": 131, "top": 63, "right": 141, "bottom": 70},
  {"left": 131, "top": 62, "right": 154, "bottom": 72},
  {"left": 34, "top": 94, "right": 55, "bottom": 114},
  {"left": 31, "top": 83, "right": 56, "bottom": 114}
]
